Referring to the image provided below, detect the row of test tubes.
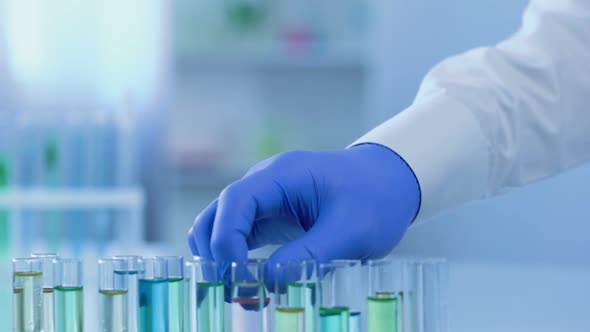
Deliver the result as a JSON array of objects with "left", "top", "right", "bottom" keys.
[{"left": 12, "top": 255, "right": 447, "bottom": 332}]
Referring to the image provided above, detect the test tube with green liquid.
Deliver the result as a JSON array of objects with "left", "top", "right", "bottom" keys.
[
  {"left": 54, "top": 259, "right": 84, "bottom": 332},
  {"left": 0, "top": 153, "right": 10, "bottom": 258},
  {"left": 319, "top": 260, "right": 362, "bottom": 332},
  {"left": 31, "top": 253, "right": 60, "bottom": 332},
  {"left": 113, "top": 255, "right": 142, "bottom": 332},
  {"left": 367, "top": 259, "right": 406, "bottom": 332},
  {"left": 99, "top": 258, "right": 129, "bottom": 332},
  {"left": 231, "top": 259, "right": 270, "bottom": 332},
  {"left": 186, "top": 258, "right": 224, "bottom": 332},
  {"left": 139, "top": 257, "right": 168, "bottom": 331},
  {"left": 161, "top": 256, "right": 184, "bottom": 332},
  {"left": 274, "top": 260, "right": 318, "bottom": 332},
  {"left": 13, "top": 258, "right": 43, "bottom": 331}
]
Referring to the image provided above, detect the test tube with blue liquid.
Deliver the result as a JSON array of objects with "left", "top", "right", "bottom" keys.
[
  {"left": 139, "top": 257, "right": 168, "bottom": 331},
  {"left": 54, "top": 258, "right": 84, "bottom": 332},
  {"left": 274, "top": 260, "right": 318, "bottom": 332},
  {"left": 31, "top": 253, "right": 60, "bottom": 332},
  {"left": 185, "top": 258, "right": 224, "bottom": 332},
  {"left": 160, "top": 256, "right": 184, "bottom": 332},
  {"left": 13, "top": 258, "right": 43, "bottom": 331},
  {"left": 319, "top": 260, "right": 362, "bottom": 332},
  {"left": 99, "top": 258, "right": 129, "bottom": 332},
  {"left": 231, "top": 259, "right": 270, "bottom": 332},
  {"left": 113, "top": 255, "right": 142, "bottom": 332}
]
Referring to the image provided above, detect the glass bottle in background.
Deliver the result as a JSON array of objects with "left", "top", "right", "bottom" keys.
[
  {"left": 112, "top": 255, "right": 142, "bottom": 332},
  {"left": 12, "top": 258, "right": 43, "bottom": 332},
  {"left": 185, "top": 258, "right": 224, "bottom": 332},
  {"left": 160, "top": 256, "right": 184, "bottom": 332},
  {"left": 89, "top": 109, "right": 111, "bottom": 254},
  {"left": 54, "top": 258, "right": 84, "bottom": 332},
  {"left": 231, "top": 259, "right": 270, "bottom": 332},
  {"left": 31, "top": 253, "right": 60, "bottom": 332},
  {"left": 0, "top": 113, "right": 11, "bottom": 258},
  {"left": 138, "top": 257, "right": 169, "bottom": 332},
  {"left": 99, "top": 258, "right": 129, "bottom": 332}
]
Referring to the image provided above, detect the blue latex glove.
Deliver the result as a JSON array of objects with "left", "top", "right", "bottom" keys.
[{"left": 188, "top": 143, "right": 420, "bottom": 278}]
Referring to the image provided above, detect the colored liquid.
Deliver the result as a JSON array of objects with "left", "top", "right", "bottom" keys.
[
  {"left": 99, "top": 290, "right": 129, "bottom": 332},
  {"left": 115, "top": 270, "right": 139, "bottom": 332},
  {"left": 231, "top": 282, "right": 269, "bottom": 332},
  {"left": 196, "top": 281, "right": 224, "bottom": 332},
  {"left": 139, "top": 278, "right": 168, "bottom": 332},
  {"left": 54, "top": 286, "right": 84, "bottom": 332},
  {"left": 0, "top": 155, "right": 9, "bottom": 258},
  {"left": 168, "top": 278, "right": 184, "bottom": 332},
  {"left": 42, "top": 288, "right": 55, "bottom": 332},
  {"left": 367, "top": 293, "right": 399, "bottom": 332},
  {"left": 349, "top": 312, "right": 361, "bottom": 332},
  {"left": 274, "top": 307, "right": 304, "bottom": 332},
  {"left": 288, "top": 283, "right": 317, "bottom": 332},
  {"left": 13, "top": 272, "right": 43, "bottom": 332},
  {"left": 320, "top": 307, "right": 349, "bottom": 332}
]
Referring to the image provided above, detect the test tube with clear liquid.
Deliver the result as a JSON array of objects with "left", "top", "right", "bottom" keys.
[
  {"left": 31, "top": 253, "right": 60, "bottom": 332},
  {"left": 186, "top": 258, "right": 224, "bottom": 332},
  {"left": 319, "top": 260, "right": 362, "bottom": 332},
  {"left": 231, "top": 259, "right": 270, "bottom": 332},
  {"left": 160, "top": 256, "right": 184, "bottom": 332},
  {"left": 113, "top": 255, "right": 142, "bottom": 332},
  {"left": 54, "top": 259, "right": 84, "bottom": 332},
  {"left": 99, "top": 258, "right": 129, "bottom": 332},
  {"left": 13, "top": 258, "right": 43, "bottom": 332},
  {"left": 274, "top": 260, "right": 318, "bottom": 332},
  {"left": 139, "top": 257, "right": 168, "bottom": 331}
]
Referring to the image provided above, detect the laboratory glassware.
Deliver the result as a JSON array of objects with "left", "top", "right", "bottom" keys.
[
  {"left": 160, "top": 256, "right": 184, "bottom": 332},
  {"left": 414, "top": 259, "right": 449, "bottom": 332},
  {"left": 318, "top": 260, "right": 362, "bottom": 332},
  {"left": 31, "top": 253, "right": 60, "bottom": 332},
  {"left": 274, "top": 260, "right": 318, "bottom": 332},
  {"left": 113, "top": 255, "right": 142, "bottom": 332},
  {"left": 13, "top": 258, "right": 43, "bottom": 332},
  {"left": 99, "top": 258, "right": 129, "bottom": 332},
  {"left": 138, "top": 257, "right": 168, "bottom": 332},
  {"left": 367, "top": 258, "right": 409, "bottom": 332},
  {"left": 54, "top": 258, "right": 84, "bottom": 332},
  {"left": 185, "top": 258, "right": 224, "bottom": 332},
  {"left": 231, "top": 259, "right": 270, "bottom": 332}
]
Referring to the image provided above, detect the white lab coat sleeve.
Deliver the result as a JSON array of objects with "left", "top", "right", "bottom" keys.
[{"left": 353, "top": 0, "right": 590, "bottom": 223}]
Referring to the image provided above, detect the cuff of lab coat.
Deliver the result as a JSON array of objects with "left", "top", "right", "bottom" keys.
[{"left": 352, "top": 92, "right": 490, "bottom": 223}]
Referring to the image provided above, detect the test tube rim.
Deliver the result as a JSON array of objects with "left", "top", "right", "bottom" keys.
[{"left": 12, "top": 257, "right": 42, "bottom": 272}]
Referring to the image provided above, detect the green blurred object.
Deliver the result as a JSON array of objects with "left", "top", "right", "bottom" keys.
[
  {"left": 257, "top": 126, "right": 284, "bottom": 160},
  {"left": 0, "top": 153, "right": 10, "bottom": 259},
  {"left": 44, "top": 135, "right": 60, "bottom": 252},
  {"left": 225, "top": 0, "right": 266, "bottom": 30}
]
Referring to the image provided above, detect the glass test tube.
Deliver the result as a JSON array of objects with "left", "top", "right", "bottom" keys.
[
  {"left": 139, "top": 257, "right": 168, "bottom": 332},
  {"left": 186, "top": 258, "right": 224, "bottom": 332},
  {"left": 415, "top": 259, "right": 449, "bottom": 332},
  {"left": 99, "top": 258, "right": 129, "bottom": 332},
  {"left": 367, "top": 259, "right": 405, "bottom": 332},
  {"left": 160, "top": 256, "right": 184, "bottom": 332},
  {"left": 31, "top": 253, "right": 60, "bottom": 332},
  {"left": 274, "top": 260, "right": 318, "bottom": 332},
  {"left": 319, "top": 260, "right": 362, "bottom": 332},
  {"left": 13, "top": 258, "right": 43, "bottom": 332},
  {"left": 113, "top": 255, "right": 142, "bottom": 332},
  {"left": 231, "top": 259, "right": 270, "bottom": 332},
  {"left": 54, "top": 258, "right": 84, "bottom": 332}
]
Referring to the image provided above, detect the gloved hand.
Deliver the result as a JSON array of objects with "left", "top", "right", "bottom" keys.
[{"left": 187, "top": 143, "right": 421, "bottom": 277}]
